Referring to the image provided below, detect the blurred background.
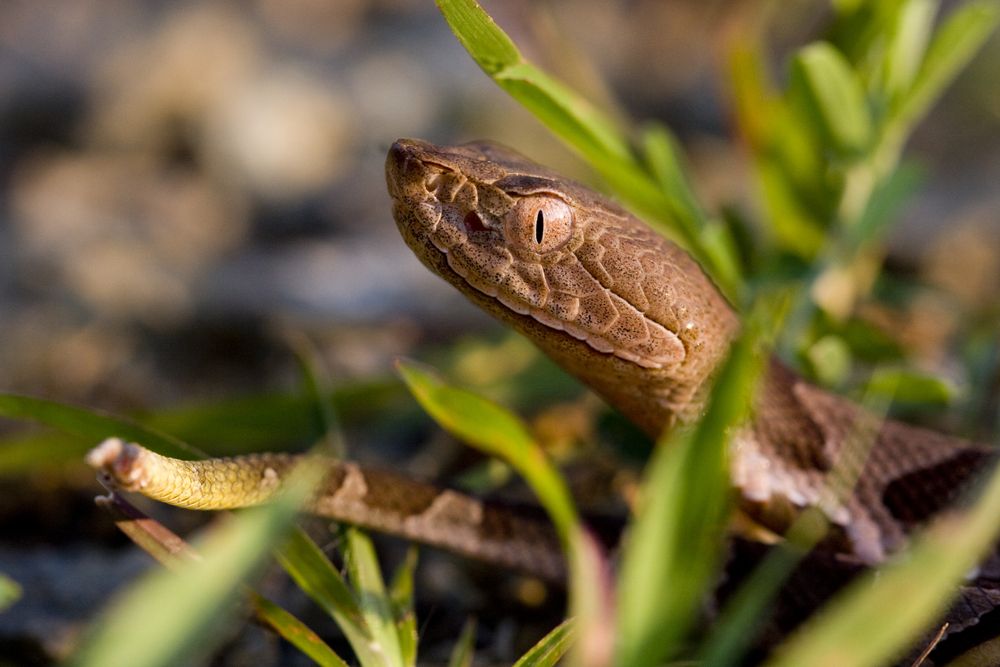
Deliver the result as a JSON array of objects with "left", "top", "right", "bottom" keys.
[{"left": 0, "top": 1, "right": 997, "bottom": 664}]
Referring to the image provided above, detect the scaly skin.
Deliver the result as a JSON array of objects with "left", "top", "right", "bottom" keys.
[{"left": 89, "top": 139, "right": 994, "bottom": 578}]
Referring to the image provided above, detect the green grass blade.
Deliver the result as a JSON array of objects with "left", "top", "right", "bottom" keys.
[
  {"left": 615, "top": 326, "right": 761, "bottom": 667},
  {"left": 897, "top": 0, "right": 1000, "bottom": 129},
  {"left": 447, "top": 617, "right": 477, "bottom": 667},
  {"left": 0, "top": 573, "right": 21, "bottom": 613},
  {"left": 69, "top": 464, "right": 317, "bottom": 667},
  {"left": 389, "top": 547, "right": 419, "bottom": 667},
  {"left": 344, "top": 527, "right": 406, "bottom": 667},
  {"left": 765, "top": 455, "right": 1000, "bottom": 667},
  {"left": 791, "top": 42, "right": 873, "bottom": 157},
  {"left": 436, "top": 0, "right": 629, "bottom": 163},
  {"left": 0, "top": 393, "right": 201, "bottom": 460},
  {"left": 397, "top": 359, "right": 612, "bottom": 664},
  {"left": 277, "top": 528, "right": 384, "bottom": 666},
  {"left": 250, "top": 591, "right": 350, "bottom": 667},
  {"left": 433, "top": 0, "right": 519, "bottom": 75},
  {"left": 513, "top": 619, "right": 576, "bottom": 667},
  {"left": 396, "top": 359, "right": 578, "bottom": 541},
  {"left": 492, "top": 62, "right": 632, "bottom": 164}
]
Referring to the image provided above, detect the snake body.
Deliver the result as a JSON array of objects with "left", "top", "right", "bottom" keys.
[{"left": 90, "top": 139, "right": 994, "bottom": 588}]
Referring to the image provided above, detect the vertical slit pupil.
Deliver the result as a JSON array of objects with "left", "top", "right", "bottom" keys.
[{"left": 534, "top": 210, "right": 544, "bottom": 244}]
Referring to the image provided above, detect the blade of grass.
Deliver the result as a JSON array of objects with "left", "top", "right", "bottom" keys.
[
  {"left": 512, "top": 619, "right": 576, "bottom": 667},
  {"left": 277, "top": 528, "right": 384, "bottom": 667},
  {"left": 249, "top": 591, "right": 350, "bottom": 667},
  {"left": 69, "top": 459, "right": 320, "bottom": 667},
  {"left": 396, "top": 359, "right": 578, "bottom": 540},
  {"left": 344, "top": 527, "right": 407, "bottom": 667},
  {"left": 389, "top": 547, "right": 419, "bottom": 667},
  {"left": 614, "top": 323, "right": 762, "bottom": 667},
  {"left": 95, "top": 483, "right": 347, "bottom": 666},
  {"left": 448, "top": 617, "right": 477, "bottom": 667},
  {"left": 0, "top": 393, "right": 202, "bottom": 460},
  {"left": 397, "top": 359, "right": 614, "bottom": 666},
  {"left": 765, "top": 452, "right": 1000, "bottom": 667}
]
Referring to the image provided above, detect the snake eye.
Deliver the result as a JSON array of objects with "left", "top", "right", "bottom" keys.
[{"left": 505, "top": 195, "right": 573, "bottom": 254}]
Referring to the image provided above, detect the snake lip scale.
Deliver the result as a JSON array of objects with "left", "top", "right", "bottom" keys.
[{"left": 88, "top": 138, "right": 999, "bottom": 650}]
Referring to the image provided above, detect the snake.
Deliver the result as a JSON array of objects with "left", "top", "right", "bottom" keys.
[{"left": 87, "top": 139, "right": 998, "bottom": 628}]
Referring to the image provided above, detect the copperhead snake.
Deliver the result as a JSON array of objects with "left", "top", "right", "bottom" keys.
[{"left": 87, "top": 139, "right": 999, "bottom": 650}]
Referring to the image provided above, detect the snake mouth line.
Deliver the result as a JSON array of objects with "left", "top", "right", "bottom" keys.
[{"left": 414, "top": 201, "right": 679, "bottom": 370}]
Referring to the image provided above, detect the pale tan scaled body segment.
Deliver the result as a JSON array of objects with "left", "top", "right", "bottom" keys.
[{"left": 90, "top": 139, "right": 994, "bottom": 579}]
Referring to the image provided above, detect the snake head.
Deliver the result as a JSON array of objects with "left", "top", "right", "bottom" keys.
[{"left": 387, "top": 139, "right": 740, "bottom": 430}]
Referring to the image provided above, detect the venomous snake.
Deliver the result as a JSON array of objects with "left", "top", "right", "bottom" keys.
[{"left": 87, "top": 139, "right": 999, "bottom": 648}]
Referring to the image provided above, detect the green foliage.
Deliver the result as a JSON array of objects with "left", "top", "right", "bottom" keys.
[
  {"left": 616, "top": 325, "right": 762, "bottom": 667},
  {"left": 69, "top": 465, "right": 320, "bottom": 667},
  {"left": 397, "top": 359, "right": 579, "bottom": 541},
  {"left": 511, "top": 619, "right": 575, "bottom": 667}
]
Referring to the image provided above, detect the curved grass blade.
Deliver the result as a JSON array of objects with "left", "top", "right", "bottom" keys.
[
  {"left": 250, "top": 592, "right": 349, "bottom": 667},
  {"left": 615, "top": 326, "right": 761, "bottom": 667},
  {"left": 277, "top": 528, "right": 385, "bottom": 667},
  {"left": 513, "top": 619, "right": 576, "bottom": 667},
  {"left": 397, "top": 359, "right": 613, "bottom": 666},
  {"left": 69, "top": 461, "right": 319, "bottom": 667},
  {"left": 0, "top": 393, "right": 202, "bottom": 460},
  {"left": 396, "top": 359, "right": 578, "bottom": 540},
  {"left": 765, "top": 453, "right": 1000, "bottom": 667},
  {"left": 344, "top": 527, "right": 408, "bottom": 667},
  {"left": 448, "top": 617, "right": 477, "bottom": 667}
]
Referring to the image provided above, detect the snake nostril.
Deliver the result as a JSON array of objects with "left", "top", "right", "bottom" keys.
[{"left": 464, "top": 211, "right": 488, "bottom": 233}]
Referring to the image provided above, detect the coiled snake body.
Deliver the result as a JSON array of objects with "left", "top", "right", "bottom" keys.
[{"left": 89, "top": 139, "right": 997, "bottom": 631}]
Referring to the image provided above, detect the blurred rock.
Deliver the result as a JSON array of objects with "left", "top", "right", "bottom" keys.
[{"left": 11, "top": 152, "right": 247, "bottom": 326}]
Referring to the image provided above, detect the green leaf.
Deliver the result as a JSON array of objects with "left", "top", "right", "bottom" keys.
[
  {"left": 344, "top": 527, "right": 407, "bottom": 667},
  {"left": 864, "top": 367, "right": 957, "bottom": 406},
  {"left": 493, "top": 62, "right": 632, "bottom": 165},
  {"left": 447, "top": 617, "right": 477, "bottom": 667},
  {"left": 396, "top": 360, "right": 578, "bottom": 541},
  {"left": 791, "top": 42, "right": 873, "bottom": 156},
  {"left": 766, "top": 454, "right": 1000, "bottom": 667},
  {"left": 615, "top": 324, "right": 761, "bottom": 667},
  {"left": 641, "top": 124, "right": 708, "bottom": 240},
  {"left": 277, "top": 528, "right": 383, "bottom": 667},
  {"left": 0, "top": 393, "right": 201, "bottom": 460},
  {"left": 897, "top": 0, "right": 1000, "bottom": 129},
  {"left": 250, "top": 592, "right": 349, "bottom": 667},
  {"left": 389, "top": 548, "right": 420, "bottom": 667},
  {"left": 434, "top": 0, "right": 520, "bottom": 75},
  {"left": 512, "top": 619, "right": 576, "bottom": 667},
  {"left": 0, "top": 573, "right": 21, "bottom": 613},
  {"left": 881, "top": 0, "right": 936, "bottom": 102},
  {"left": 398, "top": 360, "right": 611, "bottom": 665},
  {"left": 69, "top": 463, "right": 317, "bottom": 667}
]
